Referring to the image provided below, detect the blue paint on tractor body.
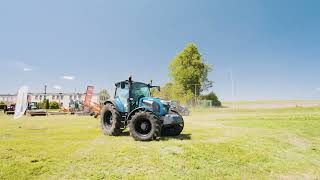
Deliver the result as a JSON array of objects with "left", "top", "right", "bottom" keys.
[
  {"left": 114, "top": 97, "right": 126, "bottom": 113},
  {"left": 139, "top": 97, "right": 167, "bottom": 116}
]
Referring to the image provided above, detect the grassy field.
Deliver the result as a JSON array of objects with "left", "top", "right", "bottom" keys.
[{"left": 1, "top": 105, "right": 320, "bottom": 179}]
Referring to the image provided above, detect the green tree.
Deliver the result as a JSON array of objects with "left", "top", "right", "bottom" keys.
[
  {"left": 200, "top": 92, "right": 222, "bottom": 107},
  {"left": 99, "top": 89, "right": 110, "bottom": 104},
  {"left": 169, "top": 43, "right": 212, "bottom": 96},
  {"left": 45, "top": 99, "right": 50, "bottom": 109},
  {"left": 38, "top": 99, "right": 50, "bottom": 109},
  {"left": 0, "top": 101, "right": 6, "bottom": 110},
  {"left": 36, "top": 102, "right": 43, "bottom": 109},
  {"left": 151, "top": 83, "right": 173, "bottom": 100},
  {"left": 151, "top": 83, "right": 193, "bottom": 104},
  {"left": 49, "top": 101, "right": 60, "bottom": 109}
]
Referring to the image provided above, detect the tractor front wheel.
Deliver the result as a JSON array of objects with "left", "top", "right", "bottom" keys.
[
  {"left": 161, "top": 123, "right": 184, "bottom": 136},
  {"left": 162, "top": 112, "right": 184, "bottom": 136},
  {"left": 128, "top": 111, "right": 161, "bottom": 141},
  {"left": 100, "top": 103, "right": 123, "bottom": 136}
]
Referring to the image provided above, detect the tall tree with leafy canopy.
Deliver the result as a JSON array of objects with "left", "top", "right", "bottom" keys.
[
  {"left": 151, "top": 82, "right": 194, "bottom": 104},
  {"left": 99, "top": 89, "right": 110, "bottom": 104},
  {"left": 169, "top": 43, "right": 212, "bottom": 96}
]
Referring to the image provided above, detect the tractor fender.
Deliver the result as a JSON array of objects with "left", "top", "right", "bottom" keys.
[
  {"left": 103, "top": 100, "right": 115, "bottom": 106},
  {"left": 127, "top": 107, "right": 153, "bottom": 120},
  {"left": 103, "top": 100, "right": 121, "bottom": 112}
]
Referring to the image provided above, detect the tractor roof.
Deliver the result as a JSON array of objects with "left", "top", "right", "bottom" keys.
[
  {"left": 115, "top": 80, "right": 148, "bottom": 87},
  {"left": 115, "top": 80, "right": 129, "bottom": 86}
]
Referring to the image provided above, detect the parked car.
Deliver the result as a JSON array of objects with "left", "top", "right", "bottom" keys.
[
  {"left": 4, "top": 104, "right": 15, "bottom": 115},
  {"left": 26, "top": 102, "right": 47, "bottom": 116}
]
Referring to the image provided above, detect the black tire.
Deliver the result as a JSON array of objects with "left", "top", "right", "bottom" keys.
[
  {"left": 128, "top": 111, "right": 161, "bottom": 141},
  {"left": 100, "top": 103, "right": 123, "bottom": 136},
  {"left": 162, "top": 123, "right": 184, "bottom": 136}
]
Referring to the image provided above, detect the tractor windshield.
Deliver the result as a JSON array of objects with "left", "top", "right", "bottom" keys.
[{"left": 131, "top": 82, "right": 150, "bottom": 102}]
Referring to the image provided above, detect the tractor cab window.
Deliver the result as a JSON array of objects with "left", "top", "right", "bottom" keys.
[
  {"left": 115, "top": 83, "right": 129, "bottom": 107},
  {"left": 131, "top": 83, "right": 150, "bottom": 103}
]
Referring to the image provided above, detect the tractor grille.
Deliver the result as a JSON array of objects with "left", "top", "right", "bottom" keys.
[
  {"left": 164, "top": 104, "right": 170, "bottom": 112},
  {"left": 152, "top": 102, "right": 160, "bottom": 112}
]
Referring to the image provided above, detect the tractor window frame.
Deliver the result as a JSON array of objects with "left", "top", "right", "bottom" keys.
[{"left": 131, "top": 82, "right": 151, "bottom": 102}]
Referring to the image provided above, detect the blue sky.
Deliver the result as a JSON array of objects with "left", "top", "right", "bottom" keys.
[{"left": 0, "top": 0, "right": 319, "bottom": 101}]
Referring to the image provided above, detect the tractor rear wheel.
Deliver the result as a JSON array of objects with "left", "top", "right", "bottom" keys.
[
  {"left": 100, "top": 103, "right": 123, "bottom": 136},
  {"left": 128, "top": 111, "right": 161, "bottom": 141}
]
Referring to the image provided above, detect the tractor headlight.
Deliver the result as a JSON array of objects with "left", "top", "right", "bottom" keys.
[
  {"left": 143, "top": 100, "right": 153, "bottom": 106},
  {"left": 152, "top": 101, "right": 160, "bottom": 112},
  {"left": 160, "top": 100, "right": 170, "bottom": 112}
]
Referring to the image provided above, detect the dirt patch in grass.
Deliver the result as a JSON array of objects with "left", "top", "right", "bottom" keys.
[{"left": 160, "top": 146, "right": 184, "bottom": 155}]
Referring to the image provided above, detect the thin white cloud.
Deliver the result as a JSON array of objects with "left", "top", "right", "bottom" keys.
[
  {"left": 316, "top": 88, "right": 320, "bottom": 92},
  {"left": 61, "top": 76, "right": 75, "bottom": 80},
  {"left": 23, "top": 67, "right": 32, "bottom": 71},
  {"left": 53, "top": 85, "right": 62, "bottom": 90},
  {"left": 8, "top": 61, "right": 34, "bottom": 72}
]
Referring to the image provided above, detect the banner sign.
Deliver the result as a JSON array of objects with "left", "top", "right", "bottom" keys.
[
  {"left": 27, "top": 95, "right": 32, "bottom": 103},
  {"left": 84, "top": 86, "right": 94, "bottom": 106},
  {"left": 14, "top": 86, "right": 29, "bottom": 119}
]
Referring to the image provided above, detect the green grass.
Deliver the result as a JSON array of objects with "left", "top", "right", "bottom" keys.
[{"left": 0, "top": 106, "right": 320, "bottom": 179}]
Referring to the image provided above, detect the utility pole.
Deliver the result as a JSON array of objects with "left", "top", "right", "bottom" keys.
[
  {"left": 44, "top": 85, "right": 47, "bottom": 100},
  {"left": 59, "top": 92, "right": 62, "bottom": 108},
  {"left": 187, "top": 84, "right": 202, "bottom": 106}
]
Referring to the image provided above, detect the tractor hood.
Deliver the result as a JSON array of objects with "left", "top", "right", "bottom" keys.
[
  {"left": 140, "top": 97, "right": 169, "bottom": 106},
  {"left": 139, "top": 97, "right": 170, "bottom": 116}
]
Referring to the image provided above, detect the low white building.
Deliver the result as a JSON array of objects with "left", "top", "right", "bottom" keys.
[
  {"left": 0, "top": 94, "right": 16, "bottom": 104},
  {"left": 0, "top": 92, "right": 99, "bottom": 109}
]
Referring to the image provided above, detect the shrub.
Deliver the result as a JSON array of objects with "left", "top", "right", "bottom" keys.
[
  {"left": 37, "top": 99, "right": 50, "bottom": 109},
  {"left": 200, "top": 92, "right": 222, "bottom": 107},
  {"left": 49, "top": 101, "right": 60, "bottom": 109},
  {"left": 0, "top": 101, "right": 6, "bottom": 110},
  {"left": 36, "top": 102, "right": 43, "bottom": 109}
]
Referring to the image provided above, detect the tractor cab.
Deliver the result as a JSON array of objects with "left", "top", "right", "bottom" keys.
[{"left": 114, "top": 78, "right": 160, "bottom": 113}]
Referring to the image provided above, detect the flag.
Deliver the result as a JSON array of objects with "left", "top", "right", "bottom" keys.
[
  {"left": 14, "top": 86, "right": 29, "bottom": 119},
  {"left": 84, "top": 86, "right": 94, "bottom": 106}
]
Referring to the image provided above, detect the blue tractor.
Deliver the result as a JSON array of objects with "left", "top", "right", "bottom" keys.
[{"left": 101, "top": 77, "right": 184, "bottom": 141}]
